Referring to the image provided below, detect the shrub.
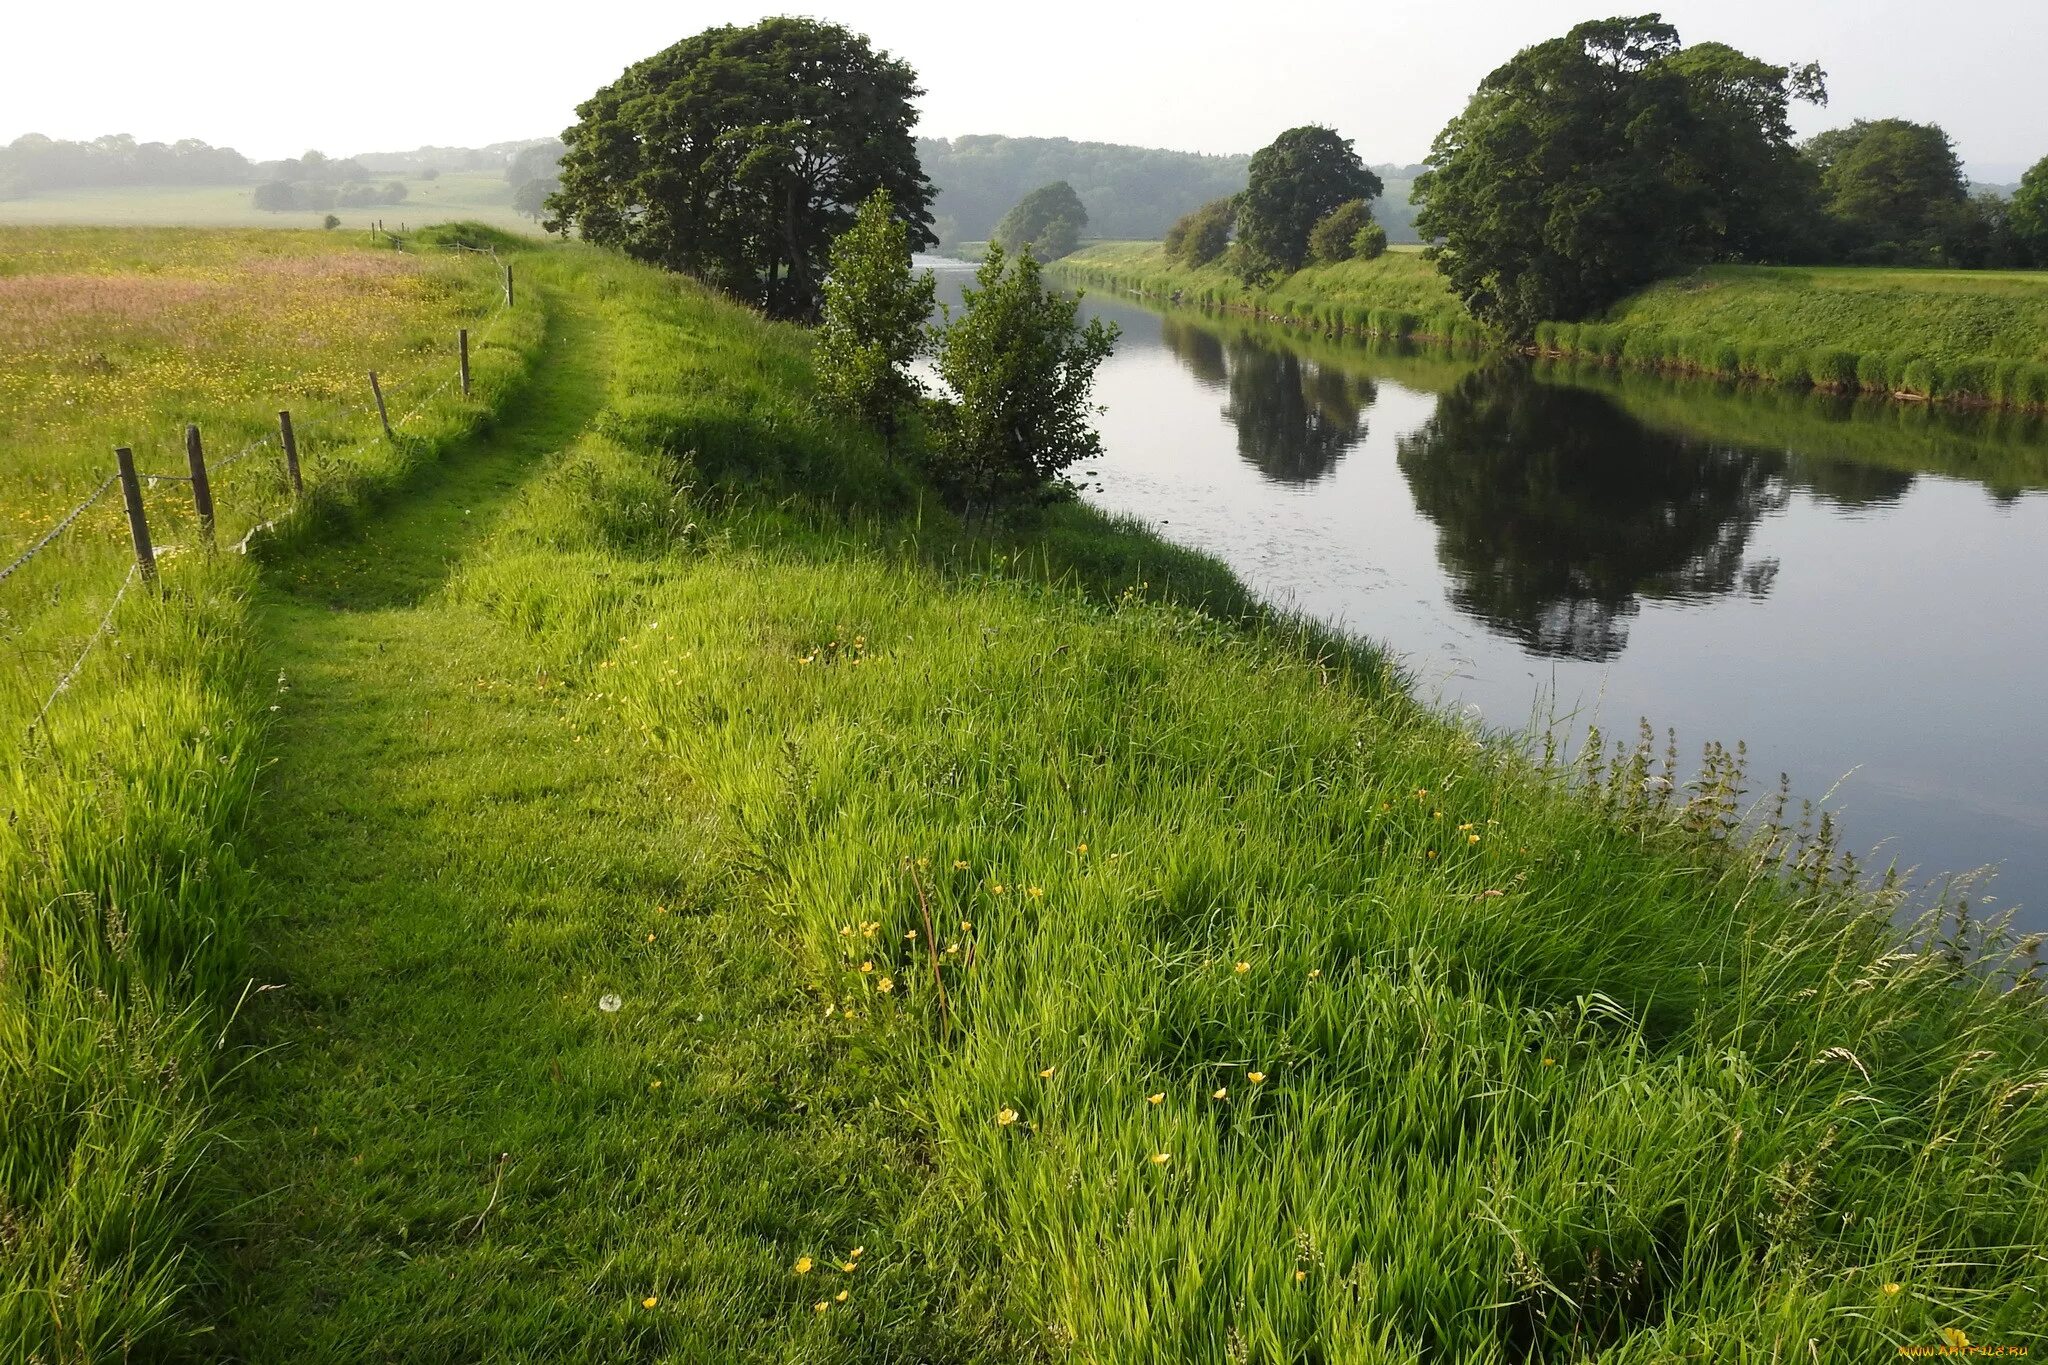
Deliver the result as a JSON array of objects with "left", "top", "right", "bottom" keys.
[
  {"left": 1945, "top": 358, "right": 1995, "bottom": 402},
  {"left": 1899, "top": 357, "right": 1942, "bottom": 398},
  {"left": 1351, "top": 221, "right": 1389, "bottom": 261},
  {"left": 1308, "top": 200, "right": 1375, "bottom": 265},
  {"left": 1806, "top": 348, "right": 1860, "bottom": 391},
  {"left": 2016, "top": 362, "right": 2048, "bottom": 408}
]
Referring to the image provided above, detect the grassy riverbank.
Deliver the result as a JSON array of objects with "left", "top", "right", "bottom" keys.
[
  {"left": 10, "top": 228, "right": 2047, "bottom": 1358},
  {"left": 1058, "top": 242, "right": 2048, "bottom": 412}
]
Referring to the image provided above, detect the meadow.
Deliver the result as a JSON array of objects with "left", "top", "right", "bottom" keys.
[
  {"left": 0, "top": 223, "right": 543, "bottom": 1358},
  {"left": 1057, "top": 242, "right": 2048, "bottom": 411},
  {"left": 0, "top": 170, "right": 544, "bottom": 235},
  {"left": 6, "top": 226, "right": 2046, "bottom": 1360}
]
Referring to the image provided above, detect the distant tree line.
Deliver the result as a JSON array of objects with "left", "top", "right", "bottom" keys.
[{"left": 0, "top": 133, "right": 254, "bottom": 198}]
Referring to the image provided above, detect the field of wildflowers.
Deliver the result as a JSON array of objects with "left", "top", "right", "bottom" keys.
[{"left": 0, "top": 225, "right": 516, "bottom": 733}]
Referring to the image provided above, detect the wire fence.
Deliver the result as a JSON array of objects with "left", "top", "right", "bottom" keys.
[{"left": 4, "top": 245, "right": 519, "bottom": 744}]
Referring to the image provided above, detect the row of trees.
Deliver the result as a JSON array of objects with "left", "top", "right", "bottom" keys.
[
  {"left": 252, "top": 179, "right": 408, "bottom": 213},
  {"left": 1417, "top": 16, "right": 2048, "bottom": 335},
  {"left": 1162, "top": 127, "right": 1393, "bottom": 278},
  {"left": 0, "top": 133, "right": 254, "bottom": 198}
]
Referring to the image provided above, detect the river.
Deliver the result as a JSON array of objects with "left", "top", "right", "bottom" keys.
[{"left": 923, "top": 258, "right": 2048, "bottom": 929}]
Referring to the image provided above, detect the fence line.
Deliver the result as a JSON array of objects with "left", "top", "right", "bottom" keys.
[
  {"left": 0, "top": 474, "right": 118, "bottom": 586},
  {"left": 23, "top": 564, "right": 139, "bottom": 744},
  {"left": 9, "top": 253, "right": 520, "bottom": 739}
]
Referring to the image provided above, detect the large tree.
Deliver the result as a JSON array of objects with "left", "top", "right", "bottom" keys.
[
  {"left": 1805, "top": 119, "right": 1968, "bottom": 263},
  {"left": 992, "top": 181, "right": 1088, "bottom": 259},
  {"left": 546, "top": 18, "right": 936, "bottom": 319},
  {"left": 1236, "top": 127, "right": 1382, "bottom": 278},
  {"left": 1414, "top": 16, "right": 1825, "bottom": 337}
]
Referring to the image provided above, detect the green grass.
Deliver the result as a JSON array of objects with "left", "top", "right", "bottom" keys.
[
  {"left": 1061, "top": 243, "right": 2048, "bottom": 412},
  {"left": 0, "top": 171, "right": 545, "bottom": 236},
  {"left": 1057, "top": 240, "right": 1469, "bottom": 343},
  {"left": 0, "top": 224, "right": 544, "bottom": 1360},
  {"left": 10, "top": 228, "right": 2048, "bottom": 1359}
]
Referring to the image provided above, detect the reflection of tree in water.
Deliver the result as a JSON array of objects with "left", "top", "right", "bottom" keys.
[
  {"left": 1158, "top": 316, "right": 1228, "bottom": 388},
  {"left": 1780, "top": 454, "right": 1914, "bottom": 507},
  {"left": 1397, "top": 364, "right": 1792, "bottom": 661},
  {"left": 1220, "top": 342, "right": 1377, "bottom": 485}
]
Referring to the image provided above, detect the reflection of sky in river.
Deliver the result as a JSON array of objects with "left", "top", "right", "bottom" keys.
[{"left": 920, "top": 260, "right": 2048, "bottom": 926}]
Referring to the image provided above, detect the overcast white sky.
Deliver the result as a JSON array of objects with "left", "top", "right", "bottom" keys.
[{"left": 5, "top": 0, "right": 2043, "bottom": 179}]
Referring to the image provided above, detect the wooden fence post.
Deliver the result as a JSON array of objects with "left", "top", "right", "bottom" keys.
[
  {"left": 369, "top": 372, "right": 394, "bottom": 440},
  {"left": 458, "top": 328, "right": 471, "bottom": 398},
  {"left": 114, "top": 447, "right": 157, "bottom": 585},
  {"left": 278, "top": 410, "right": 303, "bottom": 493},
  {"left": 503, "top": 262, "right": 514, "bottom": 308},
  {"left": 184, "top": 424, "right": 215, "bottom": 543}
]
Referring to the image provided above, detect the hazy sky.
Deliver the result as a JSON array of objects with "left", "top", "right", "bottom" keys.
[{"left": 6, "top": 1, "right": 2043, "bottom": 179}]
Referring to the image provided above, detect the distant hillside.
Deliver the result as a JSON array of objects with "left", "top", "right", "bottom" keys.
[{"left": 918, "top": 135, "right": 1423, "bottom": 246}]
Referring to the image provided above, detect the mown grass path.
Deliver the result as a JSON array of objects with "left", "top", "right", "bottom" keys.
[{"left": 211, "top": 288, "right": 993, "bottom": 1361}]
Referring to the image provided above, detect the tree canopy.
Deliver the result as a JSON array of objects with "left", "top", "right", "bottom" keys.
[
  {"left": 2011, "top": 156, "right": 2048, "bottom": 266},
  {"left": 1806, "top": 119, "right": 1969, "bottom": 263},
  {"left": 1164, "top": 197, "right": 1237, "bottom": 267},
  {"left": 815, "top": 190, "right": 935, "bottom": 451},
  {"left": 547, "top": 17, "right": 936, "bottom": 319},
  {"left": 931, "top": 244, "right": 1117, "bottom": 515},
  {"left": 1414, "top": 16, "right": 1825, "bottom": 337},
  {"left": 1236, "top": 127, "right": 1382, "bottom": 279},
  {"left": 1308, "top": 200, "right": 1375, "bottom": 265},
  {"left": 992, "top": 181, "right": 1088, "bottom": 259}
]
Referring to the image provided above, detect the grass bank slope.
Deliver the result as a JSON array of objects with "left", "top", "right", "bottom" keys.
[
  {"left": 1058, "top": 243, "right": 2048, "bottom": 412},
  {"left": 1059, "top": 240, "right": 1473, "bottom": 342},
  {"left": 0, "top": 224, "right": 541, "bottom": 1359},
  {"left": 232, "top": 242, "right": 2045, "bottom": 1357}
]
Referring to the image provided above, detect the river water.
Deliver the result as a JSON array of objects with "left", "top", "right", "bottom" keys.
[{"left": 923, "top": 259, "right": 2048, "bottom": 928}]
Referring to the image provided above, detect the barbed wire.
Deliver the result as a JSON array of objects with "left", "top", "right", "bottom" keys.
[
  {"left": 0, "top": 474, "right": 118, "bottom": 586},
  {"left": 24, "top": 564, "right": 139, "bottom": 745}
]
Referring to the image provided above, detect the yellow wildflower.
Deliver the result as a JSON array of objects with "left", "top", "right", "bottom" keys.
[
  {"left": 1883, "top": 1282, "right": 1902, "bottom": 1296},
  {"left": 860, "top": 961, "right": 873, "bottom": 974},
  {"left": 643, "top": 1296, "right": 659, "bottom": 1309},
  {"left": 1212, "top": 1087, "right": 1228, "bottom": 1100},
  {"left": 795, "top": 1256, "right": 814, "bottom": 1274},
  {"left": 1247, "top": 1071, "right": 1266, "bottom": 1084},
  {"left": 1146, "top": 1092, "right": 1165, "bottom": 1105},
  {"left": 1026, "top": 886, "right": 1043, "bottom": 899},
  {"left": 1294, "top": 1270, "right": 1307, "bottom": 1283},
  {"left": 953, "top": 860, "right": 970, "bottom": 870},
  {"left": 840, "top": 1261, "right": 857, "bottom": 1273},
  {"left": 1149, "top": 1152, "right": 1171, "bottom": 1165},
  {"left": 997, "top": 1107, "right": 1019, "bottom": 1126},
  {"left": 877, "top": 977, "right": 894, "bottom": 994},
  {"left": 1234, "top": 961, "right": 1250, "bottom": 974},
  {"left": 1040, "top": 1066, "right": 1056, "bottom": 1078},
  {"left": 835, "top": 1290, "right": 849, "bottom": 1303},
  {"left": 1307, "top": 969, "right": 1322, "bottom": 980},
  {"left": 814, "top": 1300, "right": 828, "bottom": 1313}
]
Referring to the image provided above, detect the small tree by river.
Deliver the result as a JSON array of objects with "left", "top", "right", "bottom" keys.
[
  {"left": 930, "top": 243, "right": 1118, "bottom": 518},
  {"left": 815, "top": 190, "right": 936, "bottom": 455}
]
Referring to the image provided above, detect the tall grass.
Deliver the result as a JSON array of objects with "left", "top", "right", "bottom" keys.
[
  {"left": 0, "top": 223, "right": 543, "bottom": 1358},
  {"left": 456, "top": 247, "right": 2048, "bottom": 1357},
  {"left": 1060, "top": 243, "right": 2048, "bottom": 414}
]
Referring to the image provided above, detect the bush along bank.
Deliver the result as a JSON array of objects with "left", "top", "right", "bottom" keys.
[{"left": 1053, "top": 245, "right": 2048, "bottom": 414}]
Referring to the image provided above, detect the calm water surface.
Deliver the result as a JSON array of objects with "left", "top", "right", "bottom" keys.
[{"left": 927, "top": 260, "right": 2048, "bottom": 926}]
